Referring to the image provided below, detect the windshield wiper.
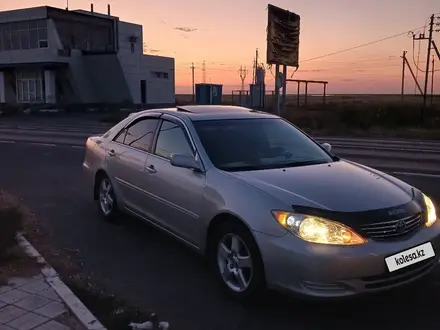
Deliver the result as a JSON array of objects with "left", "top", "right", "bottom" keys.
[
  {"left": 279, "top": 159, "right": 332, "bottom": 168},
  {"left": 220, "top": 159, "right": 331, "bottom": 172}
]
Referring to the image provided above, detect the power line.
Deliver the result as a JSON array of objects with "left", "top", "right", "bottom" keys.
[{"left": 300, "top": 26, "right": 426, "bottom": 63}]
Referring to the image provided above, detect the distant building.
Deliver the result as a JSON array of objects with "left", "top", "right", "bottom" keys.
[{"left": 0, "top": 6, "right": 175, "bottom": 107}]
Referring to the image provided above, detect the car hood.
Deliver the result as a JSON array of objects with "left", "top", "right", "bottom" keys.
[{"left": 228, "top": 160, "right": 413, "bottom": 212}]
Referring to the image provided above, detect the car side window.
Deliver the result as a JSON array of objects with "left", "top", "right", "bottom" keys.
[
  {"left": 154, "top": 120, "right": 194, "bottom": 159},
  {"left": 114, "top": 128, "right": 127, "bottom": 143},
  {"left": 116, "top": 118, "right": 160, "bottom": 152}
]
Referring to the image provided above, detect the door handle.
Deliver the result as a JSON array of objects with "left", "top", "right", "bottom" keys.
[
  {"left": 108, "top": 149, "right": 116, "bottom": 157},
  {"left": 145, "top": 164, "right": 157, "bottom": 174}
]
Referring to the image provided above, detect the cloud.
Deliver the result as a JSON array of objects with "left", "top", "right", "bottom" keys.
[
  {"left": 174, "top": 27, "right": 197, "bottom": 33},
  {"left": 342, "top": 78, "right": 356, "bottom": 82},
  {"left": 300, "top": 69, "right": 323, "bottom": 73}
]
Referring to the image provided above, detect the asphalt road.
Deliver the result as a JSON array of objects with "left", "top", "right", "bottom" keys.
[{"left": 1, "top": 117, "right": 440, "bottom": 330}]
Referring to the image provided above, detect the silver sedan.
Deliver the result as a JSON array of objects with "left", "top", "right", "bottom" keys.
[{"left": 83, "top": 105, "right": 439, "bottom": 299}]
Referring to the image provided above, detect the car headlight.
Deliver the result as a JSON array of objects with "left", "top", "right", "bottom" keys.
[
  {"left": 423, "top": 194, "right": 437, "bottom": 227},
  {"left": 272, "top": 211, "right": 366, "bottom": 245}
]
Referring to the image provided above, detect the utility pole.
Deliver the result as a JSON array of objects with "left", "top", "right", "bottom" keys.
[
  {"left": 412, "top": 14, "right": 435, "bottom": 122},
  {"left": 274, "top": 64, "right": 280, "bottom": 115},
  {"left": 281, "top": 65, "right": 287, "bottom": 110},
  {"left": 422, "top": 14, "right": 435, "bottom": 111},
  {"left": 190, "top": 62, "right": 195, "bottom": 102},
  {"left": 238, "top": 65, "right": 248, "bottom": 91},
  {"left": 202, "top": 60, "right": 206, "bottom": 84},
  {"left": 254, "top": 49, "right": 259, "bottom": 84},
  {"left": 402, "top": 53, "right": 423, "bottom": 95},
  {"left": 401, "top": 51, "right": 407, "bottom": 100},
  {"left": 431, "top": 56, "right": 435, "bottom": 105},
  {"left": 252, "top": 59, "right": 255, "bottom": 85}
]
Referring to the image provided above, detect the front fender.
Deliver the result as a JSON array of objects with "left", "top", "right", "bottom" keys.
[{"left": 200, "top": 169, "right": 289, "bottom": 240}]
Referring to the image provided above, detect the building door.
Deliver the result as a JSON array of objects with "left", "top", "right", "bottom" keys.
[
  {"left": 140, "top": 80, "right": 146, "bottom": 104},
  {"left": 16, "top": 69, "right": 43, "bottom": 103}
]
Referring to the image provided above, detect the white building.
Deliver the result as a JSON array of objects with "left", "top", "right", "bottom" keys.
[{"left": 0, "top": 5, "right": 175, "bottom": 107}]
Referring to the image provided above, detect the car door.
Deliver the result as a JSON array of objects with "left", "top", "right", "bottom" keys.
[
  {"left": 105, "top": 116, "right": 160, "bottom": 213},
  {"left": 142, "top": 116, "right": 206, "bottom": 246}
]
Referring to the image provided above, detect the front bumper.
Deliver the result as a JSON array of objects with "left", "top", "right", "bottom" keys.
[{"left": 255, "top": 221, "right": 440, "bottom": 298}]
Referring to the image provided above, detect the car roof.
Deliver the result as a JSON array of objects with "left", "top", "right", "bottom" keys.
[{"left": 135, "top": 105, "right": 278, "bottom": 121}]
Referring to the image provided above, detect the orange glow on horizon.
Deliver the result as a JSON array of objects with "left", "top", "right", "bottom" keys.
[{"left": 1, "top": 0, "right": 439, "bottom": 94}]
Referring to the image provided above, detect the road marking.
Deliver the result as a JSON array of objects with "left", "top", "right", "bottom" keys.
[
  {"left": 71, "top": 146, "right": 85, "bottom": 149},
  {"left": 17, "top": 126, "right": 38, "bottom": 130},
  {"left": 30, "top": 142, "right": 57, "bottom": 147},
  {"left": 332, "top": 144, "right": 440, "bottom": 153},
  {"left": 393, "top": 171, "right": 440, "bottom": 179},
  {"left": 0, "top": 140, "right": 15, "bottom": 143}
]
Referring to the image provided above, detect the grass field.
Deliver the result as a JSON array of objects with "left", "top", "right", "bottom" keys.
[
  {"left": 175, "top": 93, "right": 440, "bottom": 139},
  {"left": 176, "top": 93, "right": 440, "bottom": 107}
]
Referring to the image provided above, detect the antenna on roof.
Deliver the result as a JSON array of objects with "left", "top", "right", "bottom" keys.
[{"left": 66, "top": 0, "right": 69, "bottom": 10}]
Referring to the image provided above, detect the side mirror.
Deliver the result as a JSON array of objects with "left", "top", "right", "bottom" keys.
[
  {"left": 322, "top": 143, "right": 332, "bottom": 152},
  {"left": 170, "top": 153, "right": 203, "bottom": 172}
]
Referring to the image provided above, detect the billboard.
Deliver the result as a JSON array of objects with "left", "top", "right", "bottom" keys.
[{"left": 266, "top": 4, "right": 300, "bottom": 67}]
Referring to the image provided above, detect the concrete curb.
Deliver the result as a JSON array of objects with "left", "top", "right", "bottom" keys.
[{"left": 17, "top": 234, "right": 107, "bottom": 330}]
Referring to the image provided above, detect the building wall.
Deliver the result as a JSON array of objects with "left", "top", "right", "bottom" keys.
[
  {"left": 116, "top": 20, "right": 142, "bottom": 103},
  {"left": 65, "top": 49, "right": 94, "bottom": 103},
  {"left": 140, "top": 55, "right": 175, "bottom": 105},
  {"left": 117, "top": 20, "right": 175, "bottom": 105},
  {"left": 82, "top": 53, "right": 132, "bottom": 103}
]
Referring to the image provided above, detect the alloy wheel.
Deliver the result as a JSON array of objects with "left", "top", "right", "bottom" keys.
[
  {"left": 217, "top": 233, "right": 253, "bottom": 292},
  {"left": 99, "top": 178, "right": 114, "bottom": 216}
]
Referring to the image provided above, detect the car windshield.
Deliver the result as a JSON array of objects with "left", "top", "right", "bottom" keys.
[{"left": 194, "top": 118, "right": 334, "bottom": 172}]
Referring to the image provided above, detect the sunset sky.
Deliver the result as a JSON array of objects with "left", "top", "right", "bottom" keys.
[{"left": 1, "top": 0, "right": 439, "bottom": 94}]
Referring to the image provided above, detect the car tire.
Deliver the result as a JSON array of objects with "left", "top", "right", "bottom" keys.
[
  {"left": 96, "top": 174, "right": 121, "bottom": 223},
  {"left": 211, "top": 221, "right": 266, "bottom": 299}
]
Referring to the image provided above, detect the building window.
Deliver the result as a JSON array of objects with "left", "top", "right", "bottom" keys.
[
  {"left": 52, "top": 18, "right": 114, "bottom": 52},
  {"left": 152, "top": 71, "right": 169, "bottom": 79},
  {"left": 0, "top": 19, "right": 48, "bottom": 52},
  {"left": 16, "top": 69, "right": 44, "bottom": 103}
]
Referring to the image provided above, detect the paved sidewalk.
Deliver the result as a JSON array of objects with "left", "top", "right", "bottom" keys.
[{"left": 0, "top": 274, "right": 81, "bottom": 330}]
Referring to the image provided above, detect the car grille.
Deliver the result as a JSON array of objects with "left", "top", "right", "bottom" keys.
[{"left": 360, "top": 213, "right": 423, "bottom": 241}]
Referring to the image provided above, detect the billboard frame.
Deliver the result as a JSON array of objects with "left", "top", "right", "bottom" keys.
[{"left": 266, "top": 4, "right": 300, "bottom": 68}]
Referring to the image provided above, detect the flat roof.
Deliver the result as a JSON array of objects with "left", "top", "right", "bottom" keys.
[{"left": 0, "top": 5, "right": 118, "bottom": 22}]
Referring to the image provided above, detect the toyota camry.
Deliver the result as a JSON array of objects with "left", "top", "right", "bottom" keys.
[{"left": 83, "top": 105, "right": 439, "bottom": 299}]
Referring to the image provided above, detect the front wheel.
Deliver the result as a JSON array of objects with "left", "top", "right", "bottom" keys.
[
  {"left": 212, "top": 222, "right": 265, "bottom": 299},
  {"left": 97, "top": 175, "right": 121, "bottom": 222}
]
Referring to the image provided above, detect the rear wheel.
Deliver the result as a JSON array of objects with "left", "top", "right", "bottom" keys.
[
  {"left": 211, "top": 221, "right": 265, "bottom": 299},
  {"left": 97, "top": 175, "right": 121, "bottom": 222}
]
